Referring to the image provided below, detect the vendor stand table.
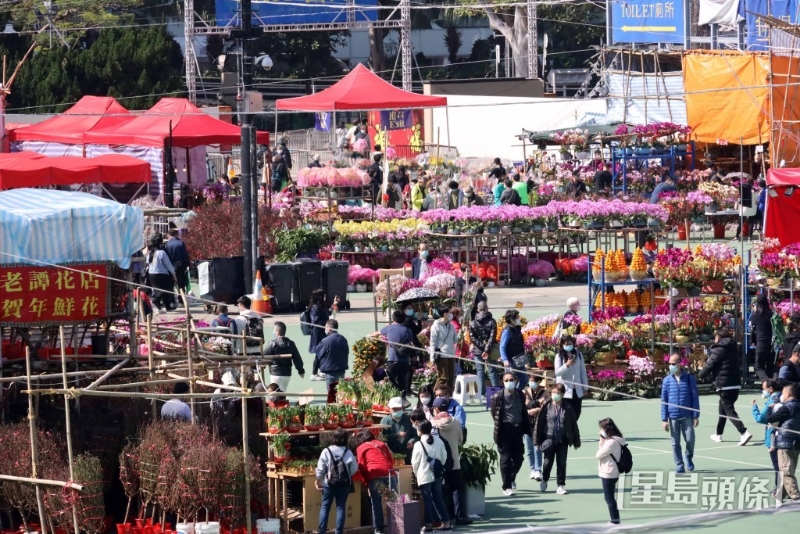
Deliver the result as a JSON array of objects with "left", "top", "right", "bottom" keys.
[{"left": 265, "top": 462, "right": 413, "bottom": 534}]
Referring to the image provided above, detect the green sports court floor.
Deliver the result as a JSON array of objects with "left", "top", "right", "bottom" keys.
[{"left": 193, "top": 280, "right": 799, "bottom": 532}]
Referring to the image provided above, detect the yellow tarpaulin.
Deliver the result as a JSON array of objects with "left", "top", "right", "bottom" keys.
[{"left": 683, "top": 51, "right": 770, "bottom": 145}]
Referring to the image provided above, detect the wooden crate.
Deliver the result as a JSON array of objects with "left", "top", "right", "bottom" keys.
[{"left": 268, "top": 471, "right": 361, "bottom": 534}]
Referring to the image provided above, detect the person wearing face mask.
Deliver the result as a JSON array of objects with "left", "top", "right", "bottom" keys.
[
  {"left": 469, "top": 301, "right": 499, "bottom": 399},
  {"left": 491, "top": 372, "right": 531, "bottom": 496},
  {"left": 430, "top": 306, "right": 458, "bottom": 390},
  {"left": 463, "top": 186, "right": 484, "bottom": 207},
  {"left": 381, "top": 397, "right": 418, "bottom": 463},
  {"left": 554, "top": 335, "right": 588, "bottom": 420},
  {"left": 373, "top": 311, "right": 415, "bottom": 400},
  {"left": 469, "top": 280, "right": 488, "bottom": 321},
  {"left": 778, "top": 343, "right": 800, "bottom": 387},
  {"left": 523, "top": 373, "right": 550, "bottom": 481},
  {"left": 752, "top": 379, "right": 782, "bottom": 487},
  {"left": 698, "top": 327, "right": 752, "bottom": 446},
  {"left": 500, "top": 309, "right": 529, "bottom": 389},
  {"left": 411, "top": 243, "right": 432, "bottom": 280},
  {"left": 262, "top": 321, "right": 305, "bottom": 393},
  {"left": 446, "top": 180, "right": 464, "bottom": 210},
  {"left": 660, "top": 353, "right": 700, "bottom": 473},
  {"left": 533, "top": 383, "right": 581, "bottom": 495},
  {"left": 596, "top": 418, "right": 626, "bottom": 525},
  {"left": 416, "top": 385, "right": 436, "bottom": 422},
  {"left": 401, "top": 304, "right": 422, "bottom": 340},
  {"left": 434, "top": 384, "right": 467, "bottom": 437},
  {"left": 767, "top": 384, "right": 800, "bottom": 502}
]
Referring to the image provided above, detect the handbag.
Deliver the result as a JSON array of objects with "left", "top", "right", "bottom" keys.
[
  {"left": 540, "top": 438, "right": 556, "bottom": 454},
  {"left": 512, "top": 353, "right": 530, "bottom": 368}
]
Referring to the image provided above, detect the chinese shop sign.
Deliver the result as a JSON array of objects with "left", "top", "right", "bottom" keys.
[{"left": 0, "top": 264, "right": 110, "bottom": 325}]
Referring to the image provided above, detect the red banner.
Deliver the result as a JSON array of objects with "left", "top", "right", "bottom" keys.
[
  {"left": 0, "top": 264, "right": 110, "bottom": 325},
  {"left": 368, "top": 109, "right": 425, "bottom": 160}
]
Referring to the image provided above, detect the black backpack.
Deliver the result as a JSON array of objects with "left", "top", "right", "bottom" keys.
[
  {"left": 245, "top": 317, "right": 264, "bottom": 348},
  {"left": 326, "top": 448, "right": 352, "bottom": 489},
  {"left": 299, "top": 309, "right": 313, "bottom": 336},
  {"left": 612, "top": 443, "right": 633, "bottom": 474},
  {"left": 421, "top": 440, "right": 445, "bottom": 478}
]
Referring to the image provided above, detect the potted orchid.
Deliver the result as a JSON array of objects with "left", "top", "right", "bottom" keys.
[{"left": 652, "top": 248, "right": 701, "bottom": 292}]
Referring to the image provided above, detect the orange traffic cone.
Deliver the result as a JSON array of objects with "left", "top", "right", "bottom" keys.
[{"left": 252, "top": 271, "right": 267, "bottom": 313}]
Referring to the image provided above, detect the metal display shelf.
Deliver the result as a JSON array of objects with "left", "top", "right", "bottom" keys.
[{"left": 611, "top": 141, "right": 696, "bottom": 194}]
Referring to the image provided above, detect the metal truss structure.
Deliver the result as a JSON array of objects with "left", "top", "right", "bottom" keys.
[{"left": 183, "top": 0, "right": 413, "bottom": 102}]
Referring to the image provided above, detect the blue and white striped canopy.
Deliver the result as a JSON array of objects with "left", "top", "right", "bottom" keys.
[{"left": 0, "top": 189, "right": 144, "bottom": 268}]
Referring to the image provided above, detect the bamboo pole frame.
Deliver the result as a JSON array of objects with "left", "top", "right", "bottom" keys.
[
  {"left": 25, "top": 347, "right": 49, "bottom": 534},
  {"left": 59, "top": 327, "right": 81, "bottom": 534},
  {"left": 0, "top": 475, "right": 83, "bottom": 492},
  {"left": 4, "top": 289, "right": 297, "bottom": 533}
]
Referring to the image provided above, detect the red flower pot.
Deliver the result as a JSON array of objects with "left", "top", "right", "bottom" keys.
[
  {"left": 626, "top": 350, "right": 645, "bottom": 359},
  {"left": 322, "top": 423, "right": 338, "bottom": 430},
  {"left": 304, "top": 424, "right": 322, "bottom": 432},
  {"left": 677, "top": 226, "right": 687, "bottom": 240},
  {"left": 536, "top": 360, "right": 554, "bottom": 369},
  {"left": 359, "top": 420, "right": 373, "bottom": 427},
  {"left": 339, "top": 422, "right": 356, "bottom": 429},
  {"left": 285, "top": 425, "right": 303, "bottom": 433},
  {"left": 712, "top": 224, "right": 726, "bottom": 239},
  {"left": 268, "top": 427, "right": 281, "bottom": 434},
  {"left": 703, "top": 280, "right": 725, "bottom": 294}
]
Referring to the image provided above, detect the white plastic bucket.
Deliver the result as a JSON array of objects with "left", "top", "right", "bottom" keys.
[
  {"left": 196, "top": 523, "right": 220, "bottom": 534},
  {"left": 176, "top": 523, "right": 195, "bottom": 534},
  {"left": 256, "top": 518, "right": 280, "bottom": 534}
]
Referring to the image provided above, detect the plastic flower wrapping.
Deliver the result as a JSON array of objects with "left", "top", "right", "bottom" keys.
[
  {"left": 347, "top": 265, "right": 380, "bottom": 285},
  {"left": 374, "top": 274, "right": 407, "bottom": 305},
  {"left": 296, "top": 166, "right": 371, "bottom": 188},
  {"left": 422, "top": 273, "right": 456, "bottom": 299},
  {"left": 628, "top": 355, "right": 655, "bottom": 379}
]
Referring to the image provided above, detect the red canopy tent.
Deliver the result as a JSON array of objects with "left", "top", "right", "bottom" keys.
[
  {"left": 0, "top": 152, "right": 151, "bottom": 189},
  {"left": 275, "top": 64, "right": 447, "bottom": 111},
  {"left": 9, "top": 96, "right": 132, "bottom": 144},
  {"left": 84, "top": 98, "right": 269, "bottom": 147},
  {"left": 764, "top": 168, "right": 800, "bottom": 245}
]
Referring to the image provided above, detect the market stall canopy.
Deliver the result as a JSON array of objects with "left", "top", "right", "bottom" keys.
[
  {"left": 0, "top": 152, "right": 151, "bottom": 189},
  {"left": 764, "top": 168, "right": 800, "bottom": 246},
  {"left": 84, "top": 98, "right": 269, "bottom": 148},
  {"left": 0, "top": 189, "right": 144, "bottom": 268},
  {"left": 9, "top": 96, "right": 132, "bottom": 144},
  {"left": 276, "top": 64, "right": 448, "bottom": 111}
]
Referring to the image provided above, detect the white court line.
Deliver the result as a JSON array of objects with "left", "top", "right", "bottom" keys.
[{"left": 627, "top": 443, "right": 771, "bottom": 468}]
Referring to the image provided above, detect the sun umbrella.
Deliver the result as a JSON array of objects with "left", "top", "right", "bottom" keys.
[{"left": 395, "top": 287, "right": 440, "bottom": 304}]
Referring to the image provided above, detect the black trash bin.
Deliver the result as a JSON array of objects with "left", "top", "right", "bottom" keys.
[
  {"left": 291, "top": 259, "right": 322, "bottom": 312},
  {"left": 321, "top": 260, "right": 350, "bottom": 310},
  {"left": 265, "top": 263, "right": 294, "bottom": 313},
  {"left": 197, "top": 257, "right": 245, "bottom": 305}
]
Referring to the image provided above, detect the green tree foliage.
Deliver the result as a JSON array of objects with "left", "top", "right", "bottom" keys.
[
  {"left": 538, "top": 2, "right": 604, "bottom": 70},
  {"left": 2, "top": 26, "right": 183, "bottom": 112},
  {"left": 11, "top": 0, "right": 145, "bottom": 47},
  {"left": 251, "top": 32, "right": 346, "bottom": 80}
]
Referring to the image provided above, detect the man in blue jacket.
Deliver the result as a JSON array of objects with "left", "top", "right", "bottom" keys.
[
  {"left": 661, "top": 353, "right": 700, "bottom": 473},
  {"left": 312, "top": 319, "right": 349, "bottom": 391}
]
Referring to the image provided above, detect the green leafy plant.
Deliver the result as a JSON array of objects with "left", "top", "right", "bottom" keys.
[
  {"left": 274, "top": 227, "right": 330, "bottom": 262},
  {"left": 304, "top": 405, "right": 322, "bottom": 426},
  {"left": 270, "top": 433, "right": 292, "bottom": 457},
  {"left": 459, "top": 444, "right": 499, "bottom": 491}
]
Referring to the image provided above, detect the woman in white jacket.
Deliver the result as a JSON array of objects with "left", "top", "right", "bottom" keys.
[
  {"left": 411, "top": 420, "right": 452, "bottom": 532},
  {"left": 596, "top": 418, "right": 626, "bottom": 526},
  {"left": 429, "top": 305, "right": 457, "bottom": 390},
  {"left": 554, "top": 335, "right": 589, "bottom": 420}
]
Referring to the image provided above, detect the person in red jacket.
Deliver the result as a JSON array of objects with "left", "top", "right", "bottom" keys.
[{"left": 356, "top": 429, "right": 397, "bottom": 534}]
